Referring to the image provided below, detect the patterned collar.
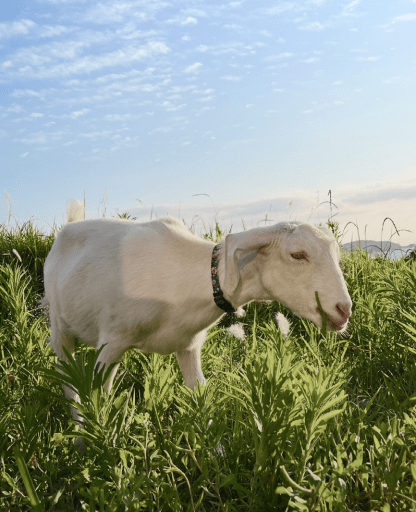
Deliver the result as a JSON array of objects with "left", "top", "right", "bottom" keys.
[{"left": 211, "top": 244, "right": 236, "bottom": 314}]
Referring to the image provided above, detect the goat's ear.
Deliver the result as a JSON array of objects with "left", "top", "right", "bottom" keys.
[{"left": 223, "top": 228, "right": 273, "bottom": 297}]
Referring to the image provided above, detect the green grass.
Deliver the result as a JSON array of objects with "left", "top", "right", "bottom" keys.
[{"left": 1, "top": 217, "right": 416, "bottom": 511}]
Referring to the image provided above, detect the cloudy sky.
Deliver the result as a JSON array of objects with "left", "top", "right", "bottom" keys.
[{"left": 1, "top": 0, "right": 415, "bottom": 244}]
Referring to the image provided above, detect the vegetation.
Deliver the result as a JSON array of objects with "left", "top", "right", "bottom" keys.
[{"left": 1, "top": 216, "right": 416, "bottom": 511}]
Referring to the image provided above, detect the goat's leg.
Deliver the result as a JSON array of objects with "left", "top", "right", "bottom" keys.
[
  {"left": 49, "top": 319, "right": 81, "bottom": 422},
  {"left": 178, "top": 335, "right": 226, "bottom": 457},
  {"left": 95, "top": 336, "right": 125, "bottom": 393},
  {"left": 176, "top": 343, "right": 205, "bottom": 389},
  {"left": 74, "top": 337, "right": 124, "bottom": 448}
]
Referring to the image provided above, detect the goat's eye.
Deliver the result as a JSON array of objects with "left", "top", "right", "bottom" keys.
[{"left": 291, "top": 252, "right": 307, "bottom": 260}]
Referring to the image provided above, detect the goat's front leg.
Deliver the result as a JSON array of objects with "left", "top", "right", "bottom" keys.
[{"left": 176, "top": 339, "right": 205, "bottom": 389}]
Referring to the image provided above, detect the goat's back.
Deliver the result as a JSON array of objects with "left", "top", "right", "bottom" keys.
[{"left": 44, "top": 215, "right": 207, "bottom": 291}]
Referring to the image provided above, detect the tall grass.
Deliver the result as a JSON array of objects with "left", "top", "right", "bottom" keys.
[{"left": 1, "top": 217, "right": 416, "bottom": 511}]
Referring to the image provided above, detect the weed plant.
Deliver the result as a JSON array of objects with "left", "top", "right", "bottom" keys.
[{"left": 1, "top": 217, "right": 416, "bottom": 511}]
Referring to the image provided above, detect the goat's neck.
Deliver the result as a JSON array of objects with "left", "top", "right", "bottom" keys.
[
  {"left": 191, "top": 244, "right": 271, "bottom": 323},
  {"left": 173, "top": 243, "right": 230, "bottom": 330},
  {"left": 217, "top": 252, "right": 273, "bottom": 309}
]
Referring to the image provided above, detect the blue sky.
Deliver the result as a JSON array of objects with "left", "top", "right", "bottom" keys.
[{"left": 1, "top": 0, "right": 416, "bottom": 243}]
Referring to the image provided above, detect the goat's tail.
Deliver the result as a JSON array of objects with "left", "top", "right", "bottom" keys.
[{"left": 65, "top": 199, "right": 85, "bottom": 223}]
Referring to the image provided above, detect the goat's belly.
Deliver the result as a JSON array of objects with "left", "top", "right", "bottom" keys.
[{"left": 130, "top": 327, "right": 196, "bottom": 355}]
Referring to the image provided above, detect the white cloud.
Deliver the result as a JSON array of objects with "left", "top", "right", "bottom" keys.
[
  {"left": 83, "top": 1, "right": 156, "bottom": 24},
  {"left": 192, "top": 88, "right": 214, "bottom": 95},
  {"left": 80, "top": 130, "right": 112, "bottom": 139},
  {"left": 265, "top": 52, "right": 294, "bottom": 62},
  {"left": 70, "top": 108, "right": 90, "bottom": 119},
  {"left": 0, "top": 19, "right": 36, "bottom": 39},
  {"left": 16, "top": 130, "right": 66, "bottom": 145},
  {"left": 7, "top": 104, "right": 24, "bottom": 114},
  {"left": 392, "top": 13, "right": 416, "bottom": 23},
  {"left": 220, "top": 75, "right": 241, "bottom": 81},
  {"left": 11, "top": 89, "right": 45, "bottom": 99},
  {"left": 302, "top": 57, "right": 319, "bottom": 63},
  {"left": 30, "top": 112, "right": 44, "bottom": 118},
  {"left": 227, "top": 23, "right": 244, "bottom": 31},
  {"left": 356, "top": 55, "right": 382, "bottom": 62},
  {"left": 382, "top": 75, "right": 403, "bottom": 84},
  {"left": 195, "top": 41, "right": 250, "bottom": 57},
  {"left": 342, "top": 0, "right": 362, "bottom": 16},
  {"left": 4, "top": 40, "right": 90, "bottom": 72},
  {"left": 3, "top": 41, "right": 170, "bottom": 79},
  {"left": 197, "top": 95, "right": 214, "bottom": 102},
  {"left": 170, "top": 85, "right": 196, "bottom": 93},
  {"left": 381, "top": 12, "right": 416, "bottom": 29},
  {"left": 39, "top": 25, "right": 72, "bottom": 38},
  {"left": 181, "top": 17, "right": 198, "bottom": 25},
  {"left": 266, "top": 3, "right": 298, "bottom": 15},
  {"left": 184, "top": 62, "right": 203, "bottom": 73},
  {"left": 300, "top": 21, "right": 325, "bottom": 31},
  {"left": 37, "top": 0, "right": 88, "bottom": 3},
  {"left": 20, "top": 152, "right": 29, "bottom": 158},
  {"left": 104, "top": 114, "right": 132, "bottom": 121},
  {"left": 148, "top": 126, "right": 172, "bottom": 135},
  {"left": 162, "top": 100, "right": 186, "bottom": 111}
]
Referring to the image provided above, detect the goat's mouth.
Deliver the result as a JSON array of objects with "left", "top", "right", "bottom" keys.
[{"left": 315, "top": 308, "right": 346, "bottom": 332}]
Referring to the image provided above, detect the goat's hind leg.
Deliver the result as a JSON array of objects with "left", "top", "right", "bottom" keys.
[
  {"left": 49, "top": 320, "right": 81, "bottom": 422},
  {"left": 94, "top": 334, "right": 124, "bottom": 393}
]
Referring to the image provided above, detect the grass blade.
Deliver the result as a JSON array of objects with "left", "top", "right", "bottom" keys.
[{"left": 13, "top": 447, "right": 43, "bottom": 511}]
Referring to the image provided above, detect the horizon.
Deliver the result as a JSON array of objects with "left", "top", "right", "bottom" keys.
[{"left": 2, "top": 186, "right": 415, "bottom": 251}]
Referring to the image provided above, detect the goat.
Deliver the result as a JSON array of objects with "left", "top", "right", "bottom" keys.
[{"left": 42, "top": 200, "right": 352, "bottom": 423}]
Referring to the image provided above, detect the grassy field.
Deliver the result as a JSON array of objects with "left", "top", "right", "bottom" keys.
[{"left": 1, "top": 217, "right": 416, "bottom": 511}]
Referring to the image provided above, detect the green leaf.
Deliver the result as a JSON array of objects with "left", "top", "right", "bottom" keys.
[
  {"left": 13, "top": 447, "right": 43, "bottom": 511},
  {"left": 319, "top": 407, "right": 346, "bottom": 424},
  {"left": 219, "top": 473, "right": 235, "bottom": 488}
]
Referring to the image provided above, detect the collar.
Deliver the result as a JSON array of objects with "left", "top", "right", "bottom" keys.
[{"left": 211, "top": 244, "right": 236, "bottom": 314}]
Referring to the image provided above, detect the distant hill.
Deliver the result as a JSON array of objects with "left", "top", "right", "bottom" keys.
[{"left": 342, "top": 240, "right": 415, "bottom": 260}]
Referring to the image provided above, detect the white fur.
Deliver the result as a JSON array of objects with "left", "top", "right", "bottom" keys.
[
  {"left": 43, "top": 200, "right": 352, "bottom": 421},
  {"left": 65, "top": 199, "right": 84, "bottom": 223}
]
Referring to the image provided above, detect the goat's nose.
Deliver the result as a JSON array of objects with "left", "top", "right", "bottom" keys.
[{"left": 336, "top": 302, "right": 352, "bottom": 321}]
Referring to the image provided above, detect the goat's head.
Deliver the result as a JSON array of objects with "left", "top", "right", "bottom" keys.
[{"left": 222, "top": 222, "right": 352, "bottom": 333}]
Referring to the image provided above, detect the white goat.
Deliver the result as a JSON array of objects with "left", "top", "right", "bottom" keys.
[{"left": 42, "top": 200, "right": 352, "bottom": 422}]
